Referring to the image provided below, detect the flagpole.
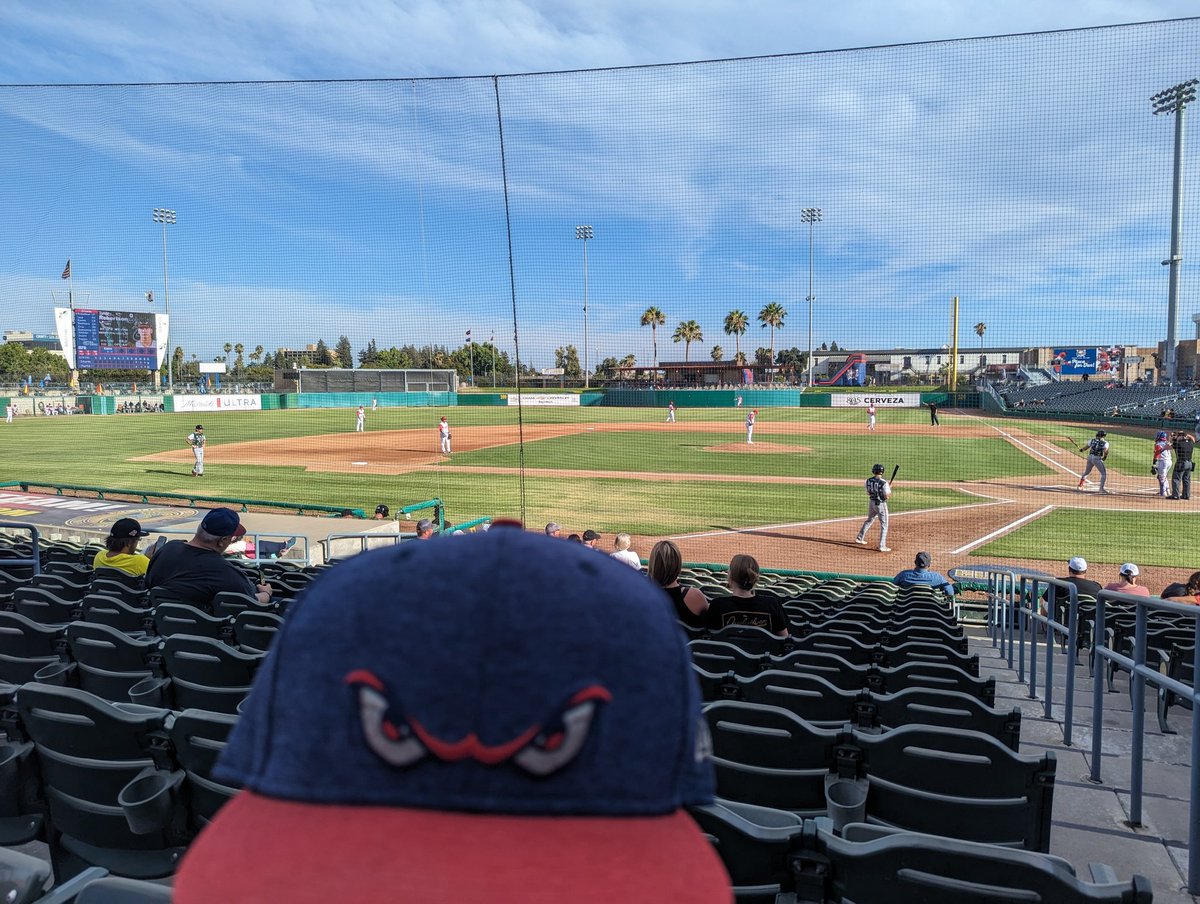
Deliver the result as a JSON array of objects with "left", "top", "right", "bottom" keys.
[{"left": 67, "top": 260, "right": 74, "bottom": 310}]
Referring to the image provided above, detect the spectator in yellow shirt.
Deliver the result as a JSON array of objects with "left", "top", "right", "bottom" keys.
[{"left": 93, "top": 518, "right": 153, "bottom": 576}]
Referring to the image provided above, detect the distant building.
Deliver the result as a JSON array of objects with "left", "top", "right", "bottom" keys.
[
  {"left": 3, "top": 330, "right": 65, "bottom": 358},
  {"left": 275, "top": 345, "right": 321, "bottom": 367},
  {"left": 811, "top": 346, "right": 1036, "bottom": 385}
]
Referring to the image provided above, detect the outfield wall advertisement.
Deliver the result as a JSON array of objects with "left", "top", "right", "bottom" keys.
[
  {"left": 171, "top": 395, "right": 263, "bottom": 412},
  {"left": 504, "top": 394, "right": 581, "bottom": 406},
  {"left": 831, "top": 393, "right": 922, "bottom": 408}
]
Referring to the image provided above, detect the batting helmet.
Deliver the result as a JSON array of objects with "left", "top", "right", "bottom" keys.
[
  {"left": 872, "top": 463, "right": 885, "bottom": 474},
  {"left": 1095, "top": 431, "right": 1106, "bottom": 438},
  {"left": 1156, "top": 431, "right": 1168, "bottom": 440}
]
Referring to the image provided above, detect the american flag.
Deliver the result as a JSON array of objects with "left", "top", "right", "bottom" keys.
[{"left": 61, "top": 259, "right": 71, "bottom": 279}]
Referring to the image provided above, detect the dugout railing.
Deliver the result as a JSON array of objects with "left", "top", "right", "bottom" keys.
[
  {"left": 1088, "top": 589, "right": 1200, "bottom": 895},
  {"left": 12, "top": 482, "right": 365, "bottom": 519}
]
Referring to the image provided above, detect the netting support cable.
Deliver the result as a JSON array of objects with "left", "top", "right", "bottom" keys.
[{"left": 492, "top": 75, "right": 526, "bottom": 523}]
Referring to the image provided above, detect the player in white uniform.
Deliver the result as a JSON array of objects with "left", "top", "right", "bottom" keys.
[
  {"left": 855, "top": 463, "right": 892, "bottom": 552},
  {"left": 1153, "top": 431, "right": 1173, "bottom": 498},
  {"left": 736, "top": 395, "right": 743, "bottom": 408},
  {"left": 439, "top": 416, "right": 452, "bottom": 455},
  {"left": 746, "top": 409, "right": 757, "bottom": 444},
  {"left": 867, "top": 403, "right": 876, "bottom": 432},
  {"left": 1077, "top": 431, "right": 1110, "bottom": 494},
  {"left": 4, "top": 404, "right": 12, "bottom": 424},
  {"left": 188, "top": 425, "right": 206, "bottom": 477},
  {"left": 371, "top": 398, "right": 378, "bottom": 412},
  {"left": 666, "top": 401, "right": 676, "bottom": 423},
  {"left": 355, "top": 406, "right": 365, "bottom": 432}
]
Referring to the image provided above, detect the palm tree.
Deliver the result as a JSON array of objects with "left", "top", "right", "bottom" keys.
[
  {"left": 672, "top": 320, "right": 703, "bottom": 362},
  {"left": 724, "top": 310, "right": 748, "bottom": 357},
  {"left": 711, "top": 345, "right": 723, "bottom": 362},
  {"left": 974, "top": 322, "right": 986, "bottom": 349},
  {"left": 234, "top": 343, "right": 245, "bottom": 375},
  {"left": 619, "top": 353, "right": 636, "bottom": 369},
  {"left": 640, "top": 307, "right": 666, "bottom": 366},
  {"left": 734, "top": 351, "right": 747, "bottom": 366},
  {"left": 250, "top": 345, "right": 264, "bottom": 365},
  {"left": 223, "top": 342, "right": 233, "bottom": 357},
  {"left": 758, "top": 303, "right": 786, "bottom": 363}
]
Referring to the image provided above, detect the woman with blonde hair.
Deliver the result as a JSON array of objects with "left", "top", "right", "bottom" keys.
[{"left": 648, "top": 540, "right": 708, "bottom": 629}]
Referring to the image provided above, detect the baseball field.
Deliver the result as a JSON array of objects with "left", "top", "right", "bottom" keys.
[{"left": 1, "top": 403, "right": 1190, "bottom": 586}]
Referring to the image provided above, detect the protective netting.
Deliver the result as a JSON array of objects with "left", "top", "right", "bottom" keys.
[{"left": 0, "top": 19, "right": 1197, "bottom": 545}]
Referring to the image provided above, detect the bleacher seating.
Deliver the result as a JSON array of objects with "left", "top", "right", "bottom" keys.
[{"left": 0, "top": 531, "right": 1167, "bottom": 900}]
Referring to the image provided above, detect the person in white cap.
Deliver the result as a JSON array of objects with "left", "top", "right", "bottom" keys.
[
  {"left": 1104, "top": 563, "right": 1150, "bottom": 597},
  {"left": 1063, "top": 557, "right": 1102, "bottom": 598}
]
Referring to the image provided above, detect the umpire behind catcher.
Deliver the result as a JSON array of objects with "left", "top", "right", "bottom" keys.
[{"left": 1171, "top": 429, "right": 1195, "bottom": 500}]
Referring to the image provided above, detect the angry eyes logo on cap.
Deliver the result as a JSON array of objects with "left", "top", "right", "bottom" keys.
[{"left": 345, "top": 670, "right": 612, "bottom": 776}]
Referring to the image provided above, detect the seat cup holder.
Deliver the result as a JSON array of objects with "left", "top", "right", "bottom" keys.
[
  {"left": 32, "top": 661, "right": 73, "bottom": 687},
  {"left": 129, "top": 677, "right": 168, "bottom": 708},
  {"left": 825, "top": 776, "right": 869, "bottom": 835},
  {"left": 119, "top": 769, "right": 184, "bottom": 835}
]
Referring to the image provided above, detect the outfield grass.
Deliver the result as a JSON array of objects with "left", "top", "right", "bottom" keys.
[
  {"left": 0, "top": 406, "right": 1012, "bottom": 534},
  {"left": 452, "top": 431, "right": 1049, "bottom": 480},
  {"left": 973, "top": 508, "right": 1187, "bottom": 570}
]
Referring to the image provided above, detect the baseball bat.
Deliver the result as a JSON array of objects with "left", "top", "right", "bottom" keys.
[{"left": 889, "top": 464, "right": 900, "bottom": 485}]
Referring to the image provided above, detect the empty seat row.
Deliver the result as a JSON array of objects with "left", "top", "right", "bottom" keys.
[
  {"left": 692, "top": 803, "right": 1148, "bottom": 904},
  {"left": 705, "top": 700, "right": 1054, "bottom": 851}
]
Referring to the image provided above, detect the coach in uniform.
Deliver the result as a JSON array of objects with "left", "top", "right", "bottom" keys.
[
  {"left": 1077, "top": 430, "right": 1110, "bottom": 494},
  {"left": 188, "top": 425, "right": 206, "bottom": 477},
  {"left": 854, "top": 463, "right": 892, "bottom": 553},
  {"left": 1171, "top": 429, "right": 1194, "bottom": 500}
]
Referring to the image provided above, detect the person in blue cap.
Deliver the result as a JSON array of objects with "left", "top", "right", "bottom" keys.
[{"left": 146, "top": 508, "right": 273, "bottom": 608}]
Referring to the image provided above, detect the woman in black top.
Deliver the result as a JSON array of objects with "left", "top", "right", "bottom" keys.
[
  {"left": 705, "top": 554, "right": 789, "bottom": 637},
  {"left": 648, "top": 540, "right": 709, "bottom": 629}
]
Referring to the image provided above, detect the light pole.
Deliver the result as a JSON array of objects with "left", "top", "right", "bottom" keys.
[
  {"left": 490, "top": 331, "right": 497, "bottom": 388},
  {"left": 801, "top": 207, "right": 822, "bottom": 387},
  {"left": 1152, "top": 79, "right": 1197, "bottom": 384},
  {"left": 576, "top": 225, "right": 593, "bottom": 389},
  {"left": 152, "top": 208, "right": 176, "bottom": 391}
]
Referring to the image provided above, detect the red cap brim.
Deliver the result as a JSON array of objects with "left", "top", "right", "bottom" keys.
[{"left": 175, "top": 791, "right": 731, "bottom": 903}]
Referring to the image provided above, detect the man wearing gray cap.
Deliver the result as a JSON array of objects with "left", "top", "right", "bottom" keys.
[
  {"left": 415, "top": 519, "right": 435, "bottom": 540},
  {"left": 544, "top": 522, "right": 562, "bottom": 538}
]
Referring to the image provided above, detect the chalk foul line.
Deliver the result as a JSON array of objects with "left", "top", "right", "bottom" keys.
[{"left": 951, "top": 504, "right": 1055, "bottom": 555}]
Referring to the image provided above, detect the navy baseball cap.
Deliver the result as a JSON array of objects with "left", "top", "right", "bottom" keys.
[
  {"left": 175, "top": 531, "right": 728, "bottom": 903},
  {"left": 199, "top": 507, "right": 245, "bottom": 539}
]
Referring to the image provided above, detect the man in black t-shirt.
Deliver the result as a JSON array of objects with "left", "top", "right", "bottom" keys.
[{"left": 146, "top": 508, "right": 273, "bottom": 608}]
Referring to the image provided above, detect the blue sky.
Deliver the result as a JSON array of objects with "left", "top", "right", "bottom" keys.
[{"left": 0, "top": 3, "right": 1197, "bottom": 370}]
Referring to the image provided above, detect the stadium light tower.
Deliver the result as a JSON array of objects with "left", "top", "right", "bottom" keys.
[
  {"left": 152, "top": 208, "right": 177, "bottom": 392},
  {"left": 576, "top": 225, "right": 593, "bottom": 389},
  {"left": 1152, "top": 79, "right": 1197, "bottom": 384},
  {"left": 801, "top": 208, "right": 822, "bottom": 387}
]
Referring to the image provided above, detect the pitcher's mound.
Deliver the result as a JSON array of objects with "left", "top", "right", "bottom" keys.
[{"left": 704, "top": 442, "right": 810, "bottom": 454}]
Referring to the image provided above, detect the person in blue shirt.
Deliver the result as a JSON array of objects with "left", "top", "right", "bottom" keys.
[{"left": 893, "top": 551, "right": 955, "bottom": 597}]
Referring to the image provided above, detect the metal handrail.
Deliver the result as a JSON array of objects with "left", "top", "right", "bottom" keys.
[
  {"left": 0, "top": 522, "right": 41, "bottom": 576},
  {"left": 1088, "top": 589, "right": 1200, "bottom": 894},
  {"left": 16, "top": 481, "right": 363, "bottom": 518}
]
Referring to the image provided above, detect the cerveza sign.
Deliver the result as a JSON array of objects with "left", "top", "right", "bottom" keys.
[{"left": 830, "top": 393, "right": 922, "bottom": 408}]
